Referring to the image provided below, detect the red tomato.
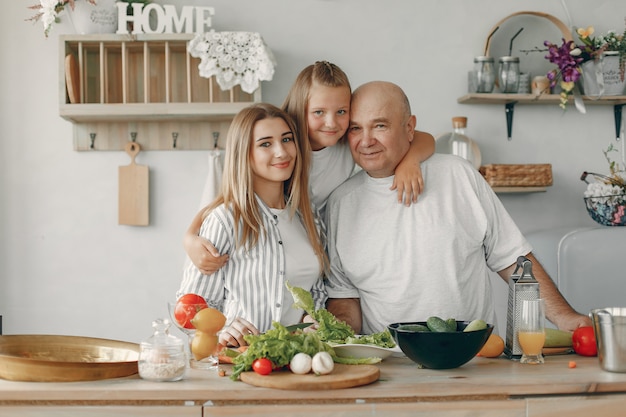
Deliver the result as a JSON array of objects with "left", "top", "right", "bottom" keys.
[
  {"left": 572, "top": 326, "right": 597, "bottom": 357},
  {"left": 174, "top": 294, "right": 208, "bottom": 329},
  {"left": 252, "top": 358, "right": 273, "bottom": 375}
]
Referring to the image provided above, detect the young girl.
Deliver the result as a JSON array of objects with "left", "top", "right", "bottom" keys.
[
  {"left": 184, "top": 61, "right": 435, "bottom": 274},
  {"left": 177, "top": 103, "right": 328, "bottom": 348}
]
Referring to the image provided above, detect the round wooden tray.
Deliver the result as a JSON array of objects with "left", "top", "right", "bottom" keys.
[
  {"left": 239, "top": 364, "right": 380, "bottom": 390},
  {"left": 0, "top": 335, "right": 139, "bottom": 382}
]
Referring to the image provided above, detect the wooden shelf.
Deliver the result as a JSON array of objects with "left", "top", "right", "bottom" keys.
[
  {"left": 458, "top": 93, "right": 626, "bottom": 140},
  {"left": 492, "top": 186, "right": 547, "bottom": 194},
  {"left": 59, "top": 34, "right": 262, "bottom": 151},
  {"left": 458, "top": 93, "right": 626, "bottom": 105}
]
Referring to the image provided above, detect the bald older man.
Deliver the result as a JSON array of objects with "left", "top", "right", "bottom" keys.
[{"left": 324, "top": 81, "right": 591, "bottom": 335}]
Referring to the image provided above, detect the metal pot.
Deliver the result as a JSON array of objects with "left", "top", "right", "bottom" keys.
[{"left": 590, "top": 307, "right": 626, "bottom": 372}]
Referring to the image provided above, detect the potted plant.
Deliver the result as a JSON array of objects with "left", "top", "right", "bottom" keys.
[
  {"left": 27, "top": 0, "right": 150, "bottom": 37},
  {"left": 581, "top": 144, "right": 626, "bottom": 226},
  {"left": 543, "top": 23, "right": 626, "bottom": 109},
  {"left": 576, "top": 25, "right": 626, "bottom": 96}
]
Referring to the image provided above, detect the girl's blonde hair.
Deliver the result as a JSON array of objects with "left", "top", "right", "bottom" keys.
[
  {"left": 282, "top": 61, "right": 351, "bottom": 153},
  {"left": 204, "top": 103, "right": 328, "bottom": 271}
]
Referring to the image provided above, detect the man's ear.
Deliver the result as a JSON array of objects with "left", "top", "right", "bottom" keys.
[{"left": 407, "top": 115, "right": 417, "bottom": 141}]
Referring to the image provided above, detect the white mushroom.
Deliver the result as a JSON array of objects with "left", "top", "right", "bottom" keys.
[{"left": 311, "top": 351, "right": 334, "bottom": 375}]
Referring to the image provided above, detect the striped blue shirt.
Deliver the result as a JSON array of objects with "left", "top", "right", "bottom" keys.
[{"left": 177, "top": 196, "right": 327, "bottom": 332}]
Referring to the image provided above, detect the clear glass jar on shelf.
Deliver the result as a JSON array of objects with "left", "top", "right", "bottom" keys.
[
  {"left": 471, "top": 56, "right": 495, "bottom": 93},
  {"left": 138, "top": 318, "right": 186, "bottom": 382},
  {"left": 498, "top": 56, "right": 520, "bottom": 93}
]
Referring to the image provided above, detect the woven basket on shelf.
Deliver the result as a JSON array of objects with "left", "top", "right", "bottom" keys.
[
  {"left": 584, "top": 195, "right": 626, "bottom": 226},
  {"left": 479, "top": 164, "right": 553, "bottom": 187}
]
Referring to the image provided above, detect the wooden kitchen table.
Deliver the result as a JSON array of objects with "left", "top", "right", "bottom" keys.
[{"left": 1, "top": 354, "right": 625, "bottom": 416}]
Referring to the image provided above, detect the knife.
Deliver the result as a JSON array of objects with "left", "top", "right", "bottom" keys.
[{"left": 285, "top": 323, "right": 313, "bottom": 332}]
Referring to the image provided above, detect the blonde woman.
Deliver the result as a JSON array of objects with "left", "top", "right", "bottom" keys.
[{"left": 177, "top": 103, "right": 328, "bottom": 347}]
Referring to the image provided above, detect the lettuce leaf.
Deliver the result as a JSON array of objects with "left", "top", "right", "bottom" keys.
[
  {"left": 230, "top": 322, "right": 377, "bottom": 380},
  {"left": 344, "top": 330, "right": 396, "bottom": 348}
]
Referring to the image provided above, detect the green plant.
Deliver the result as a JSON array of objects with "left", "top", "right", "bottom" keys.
[
  {"left": 577, "top": 25, "right": 626, "bottom": 82},
  {"left": 603, "top": 143, "right": 625, "bottom": 179}
]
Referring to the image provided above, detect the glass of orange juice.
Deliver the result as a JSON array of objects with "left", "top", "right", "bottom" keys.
[{"left": 518, "top": 298, "right": 546, "bottom": 364}]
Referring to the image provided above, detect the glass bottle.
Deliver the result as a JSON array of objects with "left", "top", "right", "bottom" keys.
[
  {"left": 138, "top": 318, "right": 186, "bottom": 382},
  {"left": 498, "top": 56, "right": 520, "bottom": 93},
  {"left": 473, "top": 56, "right": 495, "bottom": 93},
  {"left": 435, "top": 117, "right": 481, "bottom": 169}
]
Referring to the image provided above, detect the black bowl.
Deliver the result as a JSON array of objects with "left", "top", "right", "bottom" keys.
[{"left": 388, "top": 321, "right": 494, "bottom": 369}]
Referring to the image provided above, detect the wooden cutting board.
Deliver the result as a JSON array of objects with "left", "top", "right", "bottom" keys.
[
  {"left": 239, "top": 364, "right": 380, "bottom": 390},
  {"left": 118, "top": 142, "right": 149, "bottom": 226},
  {"left": 65, "top": 53, "right": 80, "bottom": 104}
]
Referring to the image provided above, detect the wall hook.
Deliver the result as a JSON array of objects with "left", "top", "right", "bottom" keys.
[
  {"left": 212, "top": 131, "right": 219, "bottom": 149},
  {"left": 89, "top": 132, "right": 96, "bottom": 149},
  {"left": 130, "top": 131, "right": 137, "bottom": 142},
  {"left": 172, "top": 132, "right": 179, "bottom": 149}
]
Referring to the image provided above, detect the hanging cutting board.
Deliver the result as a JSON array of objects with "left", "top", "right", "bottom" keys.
[
  {"left": 118, "top": 142, "right": 149, "bottom": 226},
  {"left": 239, "top": 364, "right": 380, "bottom": 390},
  {"left": 65, "top": 53, "right": 80, "bottom": 104}
]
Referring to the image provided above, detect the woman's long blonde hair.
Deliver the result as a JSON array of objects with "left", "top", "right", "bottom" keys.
[{"left": 203, "top": 103, "right": 328, "bottom": 271}]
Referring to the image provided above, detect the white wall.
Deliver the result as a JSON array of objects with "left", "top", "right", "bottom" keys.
[{"left": 1, "top": 0, "right": 623, "bottom": 342}]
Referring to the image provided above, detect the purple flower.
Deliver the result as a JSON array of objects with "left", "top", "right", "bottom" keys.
[{"left": 544, "top": 39, "right": 583, "bottom": 74}]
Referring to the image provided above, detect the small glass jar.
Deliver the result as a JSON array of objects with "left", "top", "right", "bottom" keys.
[
  {"left": 498, "top": 56, "right": 520, "bottom": 93},
  {"left": 473, "top": 56, "right": 495, "bottom": 93},
  {"left": 138, "top": 318, "right": 186, "bottom": 382}
]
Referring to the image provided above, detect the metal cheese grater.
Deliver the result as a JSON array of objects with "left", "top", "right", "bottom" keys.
[{"left": 504, "top": 256, "right": 540, "bottom": 358}]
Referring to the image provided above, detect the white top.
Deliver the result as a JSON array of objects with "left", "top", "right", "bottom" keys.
[
  {"left": 178, "top": 197, "right": 327, "bottom": 332},
  {"left": 309, "top": 140, "right": 356, "bottom": 217},
  {"left": 325, "top": 154, "right": 532, "bottom": 334},
  {"left": 270, "top": 207, "right": 320, "bottom": 325}
]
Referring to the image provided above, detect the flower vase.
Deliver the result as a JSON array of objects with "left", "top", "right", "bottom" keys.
[
  {"left": 582, "top": 52, "right": 626, "bottom": 96},
  {"left": 67, "top": 0, "right": 118, "bottom": 35}
]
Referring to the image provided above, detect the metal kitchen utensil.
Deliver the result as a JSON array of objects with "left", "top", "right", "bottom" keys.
[
  {"left": 590, "top": 307, "right": 626, "bottom": 372},
  {"left": 504, "top": 256, "right": 540, "bottom": 358},
  {"left": 284, "top": 323, "right": 313, "bottom": 332}
]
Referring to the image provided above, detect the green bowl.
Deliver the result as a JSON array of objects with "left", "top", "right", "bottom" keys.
[{"left": 388, "top": 321, "right": 493, "bottom": 369}]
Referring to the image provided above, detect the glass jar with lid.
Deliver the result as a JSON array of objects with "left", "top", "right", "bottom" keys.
[
  {"left": 138, "top": 318, "right": 186, "bottom": 382},
  {"left": 498, "top": 56, "right": 520, "bottom": 93},
  {"left": 473, "top": 56, "right": 495, "bottom": 93}
]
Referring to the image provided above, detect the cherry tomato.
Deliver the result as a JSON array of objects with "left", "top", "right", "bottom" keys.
[
  {"left": 252, "top": 358, "right": 273, "bottom": 375},
  {"left": 572, "top": 326, "right": 597, "bottom": 357},
  {"left": 174, "top": 294, "right": 208, "bottom": 329}
]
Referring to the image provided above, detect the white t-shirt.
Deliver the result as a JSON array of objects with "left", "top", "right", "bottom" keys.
[
  {"left": 324, "top": 154, "right": 532, "bottom": 334},
  {"left": 309, "top": 140, "right": 356, "bottom": 216}
]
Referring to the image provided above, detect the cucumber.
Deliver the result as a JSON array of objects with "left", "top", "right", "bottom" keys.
[
  {"left": 544, "top": 328, "right": 573, "bottom": 347},
  {"left": 426, "top": 316, "right": 452, "bottom": 332},
  {"left": 397, "top": 324, "right": 430, "bottom": 332},
  {"left": 463, "top": 319, "right": 488, "bottom": 332},
  {"left": 445, "top": 318, "right": 458, "bottom": 332}
]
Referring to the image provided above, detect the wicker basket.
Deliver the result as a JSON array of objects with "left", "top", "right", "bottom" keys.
[
  {"left": 584, "top": 195, "right": 626, "bottom": 226},
  {"left": 479, "top": 164, "right": 553, "bottom": 187}
]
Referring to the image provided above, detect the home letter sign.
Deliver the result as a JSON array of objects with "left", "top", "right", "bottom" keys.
[{"left": 116, "top": 2, "right": 215, "bottom": 34}]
